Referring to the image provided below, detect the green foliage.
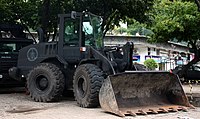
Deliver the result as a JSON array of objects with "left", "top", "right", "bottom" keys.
[
  {"left": 74, "top": 0, "right": 154, "bottom": 35},
  {"left": 127, "top": 20, "right": 146, "bottom": 35},
  {"left": 114, "top": 27, "right": 128, "bottom": 34},
  {"left": 114, "top": 19, "right": 154, "bottom": 36},
  {"left": 148, "top": 0, "right": 200, "bottom": 47},
  {"left": 144, "top": 59, "right": 158, "bottom": 70},
  {"left": 127, "top": 20, "right": 154, "bottom": 36},
  {"left": 0, "top": 0, "right": 40, "bottom": 28},
  {"left": 0, "top": 0, "right": 25, "bottom": 24},
  {"left": 0, "top": 0, "right": 154, "bottom": 38},
  {"left": 0, "top": 0, "right": 73, "bottom": 39}
]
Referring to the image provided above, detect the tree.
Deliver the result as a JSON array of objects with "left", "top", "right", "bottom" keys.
[
  {"left": 0, "top": 0, "right": 154, "bottom": 40},
  {"left": 0, "top": 0, "right": 28, "bottom": 24},
  {"left": 144, "top": 59, "right": 158, "bottom": 70},
  {"left": 114, "top": 19, "right": 154, "bottom": 36},
  {"left": 149, "top": 0, "right": 200, "bottom": 43},
  {"left": 148, "top": 0, "right": 200, "bottom": 75},
  {"left": 74, "top": 0, "right": 154, "bottom": 36},
  {"left": 0, "top": 0, "right": 69, "bottom": 40},
  {"left": 0, "top": 0, "right": 41, "bottom": 33},
  {"left": 126, "top": 19, "right": 154, "bottom": 36}
]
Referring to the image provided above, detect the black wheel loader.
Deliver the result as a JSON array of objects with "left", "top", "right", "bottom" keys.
[{"left": 9, "top": 11, "right": 193, "bottom": 116}]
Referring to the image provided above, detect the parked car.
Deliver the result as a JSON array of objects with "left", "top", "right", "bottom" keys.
[{"left": 172, "top": 64, "right": 200, "bottom": 82}]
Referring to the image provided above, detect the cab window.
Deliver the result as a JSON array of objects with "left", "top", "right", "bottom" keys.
[{"left": 64, "top": 20, "right": 79, "bottom": 46}]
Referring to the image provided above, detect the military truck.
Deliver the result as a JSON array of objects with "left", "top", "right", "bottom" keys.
[{"left": 0, "top": 24, "right": 33, "bottom": 87}]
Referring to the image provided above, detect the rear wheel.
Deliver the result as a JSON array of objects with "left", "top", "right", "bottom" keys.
[
  {"left": 27, "top": 63, "right": 65, "bottom": 102},
  {"left": 73, "top": 64, "right": 104, "bottom": 107}
]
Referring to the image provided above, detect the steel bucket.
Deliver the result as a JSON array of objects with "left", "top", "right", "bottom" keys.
[{"left": 99, "top": 71, "right": 193, "bottom": 117}]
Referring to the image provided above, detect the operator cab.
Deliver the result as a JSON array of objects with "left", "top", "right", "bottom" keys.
[
  {"left": 58, "top": 12, "right": 103, "bottom": 63},
  {"left": 60, "top": 12, "right": 103, "bottom": 48},
  {"left": 82, "top": 13, "right": 103, "bottom": 49}
]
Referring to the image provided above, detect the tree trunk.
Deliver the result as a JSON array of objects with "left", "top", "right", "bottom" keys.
[{"left": 178, "top": 45, "right": 200, "bottom": 77}]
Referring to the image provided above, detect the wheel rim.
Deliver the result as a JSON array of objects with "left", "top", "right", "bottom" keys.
[
  {"left": 77, "top": 76, "right": 87, "bottom": 98},
  {"left": 35, "top": 75, "right": 49, "bottom": 91}
]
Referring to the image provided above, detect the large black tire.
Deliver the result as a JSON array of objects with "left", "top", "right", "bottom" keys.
[
  {"left": 73, "top": 64, "right": 104, "bottom": 108},
  {"left": 27, "top": 63, "right": 65, "bottom": 102}
]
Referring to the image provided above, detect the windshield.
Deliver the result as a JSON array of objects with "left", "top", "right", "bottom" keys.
[
  {"left": 0, "top": 42, "right": 31, "bottom": 54},
  {"left": 0, "top": 43, "right": 16, "bottom": 52},
  {"left": 83, "top": 13, "right": 103, "bottom": 49}
]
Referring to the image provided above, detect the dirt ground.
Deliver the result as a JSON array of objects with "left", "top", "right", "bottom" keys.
[{"left": 0, "top": 84, "right": 199, "bottom": 119}]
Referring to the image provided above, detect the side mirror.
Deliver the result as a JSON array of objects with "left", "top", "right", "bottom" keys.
[{"left": 71, "top": 11, "right": 77, "bottom": 19}]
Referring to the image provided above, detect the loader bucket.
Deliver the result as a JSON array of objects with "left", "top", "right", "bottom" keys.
[{"left": 99, "top": 71, "right": 193, "bottom": 117}]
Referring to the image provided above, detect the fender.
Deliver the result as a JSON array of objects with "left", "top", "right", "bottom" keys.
[{"left": 78, "top": 58, "right": 99, "bottom": 66}]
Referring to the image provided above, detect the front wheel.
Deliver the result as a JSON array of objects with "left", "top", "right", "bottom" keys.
[
  {"left": 27, "top": 63, "right": 65, "bottom": 102},
  {"left": 73, "top": 64, "right": 104, "bottom": 108}
]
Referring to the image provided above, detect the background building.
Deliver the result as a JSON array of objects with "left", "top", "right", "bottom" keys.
[{"left": 104, "top": 35, "right": 193, "bottom": 71}]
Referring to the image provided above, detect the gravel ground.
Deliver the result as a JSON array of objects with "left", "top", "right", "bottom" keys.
[{"left": 0, "top": 84, "right": 199, "bottom": 119}]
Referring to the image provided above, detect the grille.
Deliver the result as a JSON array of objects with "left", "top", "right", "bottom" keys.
[{"left": 0, "top": 55, "right": 17, "bottom": 73}]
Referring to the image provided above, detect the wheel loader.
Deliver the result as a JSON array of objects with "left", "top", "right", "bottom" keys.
[{"left": 9, "top": 11, "right": 193, "bottom": 116}]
